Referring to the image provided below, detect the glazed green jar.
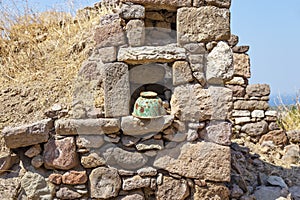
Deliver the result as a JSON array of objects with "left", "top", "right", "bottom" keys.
[{"left": 132, "top": 91, "right": 166, "bottom": 119}]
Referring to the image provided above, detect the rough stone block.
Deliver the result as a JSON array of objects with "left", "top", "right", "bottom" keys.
[
  {"left": 55, "top": 118, "right": 120, "bottom": 135},
  {"left": 233, "top": 53, "right": 251, "bottom": 78},
  {"left": 200, "top": 121, "right": 232, "bottom": 145},
  {"left": 226, "top": 85, "right": 245, "bottom": 97},
  {"left": 94, "top": 16, "right": 126, "bottom": 48},
  {"left": 226, "top": 76, "right": 246, "bottom": 85},
  {"left": 120, "top": 4, "right": 145, "bottom": 19},
  {"left": 89, "top": 167, "right": 121, "bottom": 199},
  {"left": 193, "top": 183, "right": 230, "bottom": 200},
  {"left": 232, "top": 110, "right": 250, "bottom": 117},
  {"left": 154, "top": 141, "right": 231, "bottom": 181},
  {"left": 206, "top": 41, "right": 234, "bottom": 84},
  {"left": 234, "top": 117, "right": 251, "bottom": 125},
  {"left": 184, "top": 43, "right": 207, "bottom": 54},
  {"left": 118, "top": 45, "right": 186, "bottom": 64},
  {"left": 94, "top": 46, "right": 117, "bottom": 63},
  {"left": 232, "top": 45, "right": 250, "bottom": 53},
  {"left": 104, "top": 62, "right": 130, "bottom": 117},
  {"left": 171, "top": 84, "right": 212, "bottom": 122},
  {"left": 234, "top": 100, "right": 269, "bottom": 111},
  {"left": 156, "top": 176, "right": 190, "bottom": 200},
  {"left": 259, "top": 130, "right": 288, "bottom": 146},
  {"left": 2, "top": 119, "right": 52, "bottom": 149},
  {"left": 246, "top": 84, "right": 271, "bottom": 97},
  {"left": 121, "top": 115, "right": 173, "bottom": 136},
  {"left": 43, "top": 137, "right": 79, "bottom": 170},
  {"left": 228, "top": 34, "right": 239, "bottom": 47},
  {"left": 251, "top": 110, "right": 265, "bottom": 118},
  {"left": 126, "top": 20, "right": 145, "bottom": 47},
  {"left": 129, "top": 63, "right": 165, "bottom": 84},
  {"left": 177, "top": 7, "right": 230, "bottom": 43},
  {"left": 241, "top": 120, "right": 268, "bottom": 136},
  {"left": 121, "top": 0, "right": 192, "bottom": 10},
  {"left": 205, "top": 0, "right": 231, "bottom": 8},
  {"left": 123, "top": 175, "right": 151, "bottom": 190},
  {"left": 172, "top": 61, "right": 193, "bottom": 86},
  {"left": 208, "top": 86, "right": 232, "bottom": 120}
]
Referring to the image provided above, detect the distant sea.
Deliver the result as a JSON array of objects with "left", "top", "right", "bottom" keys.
[{"left": 269, "top": 94, "right": 299, "bottom": 107}]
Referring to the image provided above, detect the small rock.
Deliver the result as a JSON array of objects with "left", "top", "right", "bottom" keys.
[
  {"left": 267, "top": 176, "right": 288, "bottom": 189},
  {"left": 232, "top": 45, "right": 250, "bottom": 53},
  {"left": 254, "top": 186, "right": 282, "bottom": 200},
  {"left": 289, "top": 186, "right": 300, "bottom": 199},
  {"left": 48, "top": 173, "right": 62, "bottom": 185},
  {"left": 286, "top": 130, "right": 300, "bottom": 143},
  {"left": 121, "top": 135, "right": 140, "bottom": 147},
  {"left": 56, "top": 187, "right": 82, "bottom": 200},
  {"left": 231, "top": 184, "right": 244, "bottom": 198},
  {"left": 186, "top": 129, "right": 199, "bottom": 142},
  {"left": 136, "top": 139, "right": 164, "bottom": 151},
  {"left": 25, "top": 144, "right": 42, "bottom": 158},
  {"left": 76, "top": 135, "right": 104, "bottom": 149},
  {"left": 122, "top": 175, "right": 151, "bottom": 190},
  {"left": 81, "top": 152, "right": 106, "bottom": 168},
  {"left": 282, "top": 144, "right": 300, "bottom": 165},
  {"left": 62, "top": 171, "right": 88, "bottom": 185},
  {"left": 137, "top": 167, "right": 157, "bottom": 177},
  {"left": 259, "top": 130, "right": 288, "bottom": 146},
  {"left": 156, "top": 176, "right": 189, "bottom": 200},
  {"left": 31, "top": 155, "right": 43, "bottom": 168}
]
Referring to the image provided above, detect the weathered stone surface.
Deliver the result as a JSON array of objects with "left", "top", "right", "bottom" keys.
[
  {"left": 156, "top": 176, "right": 189, "bottom": 200},
  {"left": 121, "top": 0, "right": 191, "bottom": 10},
  {"left": 44, "top": 137, "right": 79, "bottom": 170},
  {"left": 241, "top": 121, "right": 268, "bottom": 137},
  {"left": 0, "top": 152, "right": 14, "bottom": 174},
  {"left": 126, "top": 20, "right": 145, "bottom": 47},
  {"left": 177, "top": 7, "right": 230, "bottom": 43},
  {"left": 203, "top": 0, "right": 231, "bottom": 8},
  {"left": 120, "top": 4, "right": 145, "bottom": 19},
  {"left": 129, "top": 63, "right": 165, "bottom": 84},
  {"left": 90, "top": 167, "right": 121, "bottom": 199},
  {"left": 232, "top": 110, "right": 251, "bottom": 117},
  {"left": 2, "top": 119, "right": 52, "bottom": 148},
  {"left": 21, "top": 171, "right": 54, "bottom": 199},
  {"left": 56, "top": 187, "right": 82, "bottom": 200},
  {"left": 0, "top": 177, "right": 21, "bottom": 199},
  {"left": 187, "top": 129, "right": 199, "bottom": 142},
  {"left": 171, "top": 84, "right": 212, "bottom": 122},
  {"left": 94, "top": 46, "right": 117, "bottom": 63},
  {"left": 246, "top": 84, "right": 270, "bottom": 97},
  {"left": 62, "top": 171, "right": 88, "bottom": 185},
  {"left": 235, "top": 117, "right": 251, "bottom": 124},
  {"left": 234, "top": 100, "right": 269, "bottom": 111},
  {"left": 81, "top": 152, "right": 106, "bottom": 168},
  {"left": 137, "top": 167, "right": 157, "bottom": 176},
  {"left": 254, "top": 186, "right": 282, "bottom": 200},
  {"left": 103, "top": 146, "right": 148, "bottom": 170},
  {"left": 24, "top": 144, "right": 41, "bottom": 158},
  {"left": 194, "top": 183, "right": 230, "bottom": 200},
  {"left": 259, "top": 130, "right": 288, "bottom": 146},
  {"left": 123, "top": 175, "right": 151, "bottom": 190},
  {"left": 267, "top": 176, "right": 288, "bottom": 189},
  {"left": 76, "top": 135, "right": 104, "bottom": 149},
  {"left": 120, "top": 193, "right": 145, "bottom": 200},
  {"left": 226, "top": 85, "right": 245, "bottom": 97},
  {"left": 184, "top": 43, "right": 207, "bottom": 54},
  {"left": 289, "top": 186, "right": 300, "bottom": 200},
  {"left": 228, "top": 34, "right": 239, "bottom": 47},
  {"left": 104, "top": 62, "right": 130, "bottom": 117},
  {"left": 94, "top": 16, "right": 126, "bottom": 47},
  {"left": 55, "top": 118, "right": 120, "bottom": 135},
  {"left": 286, "top": 130, "right": 300, "bottom": 143},
  {"left": 118, "top": 45, "right": 186, "bottom": 64},
  {"left": 206, "top": 41, "right": 234, "bottom": 84},
  {"left": 154, "top": 141, "right": 231, "bottom": 181},
  {"left": 173, "top": 61, "right": 193, "bottom": 86},
  {"left": 233, "top": 53, "right": 251, "bottom": 78},
  {"left": 136, "top": 139, "right": 164, "bottom": 151},
  {"left": 226, "top": 76, "right": 246, "bottom": 85},
  {"left": 232, "top": 45, "right": 250, "bottom": 53},
  {"left": 31, "top": 155, "right": 44, "bottom": 168},
  {"left": 208, "top": 86, "right": 232, "bottom": 120},
  {"left": 251, "top": 110, "right": 265, "bottom": 118},
  {"left": 200, "top": 121, "right": 232, "bottom": 145},
  {"left": 231, "top": 184, "right": 244, "bottom": 199},
  {"left": 121, "top": 115, "right": 173, "bottom": 136},
  {"left": 48, "top": 173, "right": 62, "bottom": 185},
  {"left": 121, "top": 135, "right": 140, "bottom": 147}
]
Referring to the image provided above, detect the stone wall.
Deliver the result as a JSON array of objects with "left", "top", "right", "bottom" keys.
[{"left": 0, "top": 0, "right": 283, "bottom": 199}]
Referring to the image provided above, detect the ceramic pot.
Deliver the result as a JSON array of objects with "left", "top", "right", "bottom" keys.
[{"left": 132, "top": 91, "right": 166, "bottom": 119}]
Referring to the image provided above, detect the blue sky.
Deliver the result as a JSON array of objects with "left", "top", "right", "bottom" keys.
[
  {"left": 231, "top": 0, "right": 300, "bottom": 100},
  {"left": 2, "top": 0, "right": 300, "bottom": 100}
]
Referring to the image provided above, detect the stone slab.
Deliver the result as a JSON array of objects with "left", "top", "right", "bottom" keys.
[
  {"left": 118, "top": 45, "right": 186, "bottom": 64},
  {"left": 121, "top": 0, "right": 192, "bottom": 10},
  {"left": 2, "top": 119, "right": 52, "bottom": 148},
  {"left": 55, "top": 118, "right": 120, "bottom": 135}
]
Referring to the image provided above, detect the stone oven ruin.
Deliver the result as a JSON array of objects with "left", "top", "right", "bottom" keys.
[{"left": 1, "top": 0, "right": 280, "bottom": 199}]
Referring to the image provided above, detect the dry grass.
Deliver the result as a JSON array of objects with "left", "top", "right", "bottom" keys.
[
  {"left": 277, "top": 94, "right": 300, "bottom": 131},
  {"left": 0, "top": 1, "right": 118, "bottom": 107}
]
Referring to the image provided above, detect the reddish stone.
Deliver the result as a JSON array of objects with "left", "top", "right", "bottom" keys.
[
  {"left": 259, "top": 130, "right": 288, "bottom": 146},
  {"left": 43, "top": 137, "right": 79, "bottom": 170},
  {"left": 48, "top": 173, "right": 62, "bottom": 185},
  {"left": 62, "top": 170, "right": 88, "bottom": 185}
]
